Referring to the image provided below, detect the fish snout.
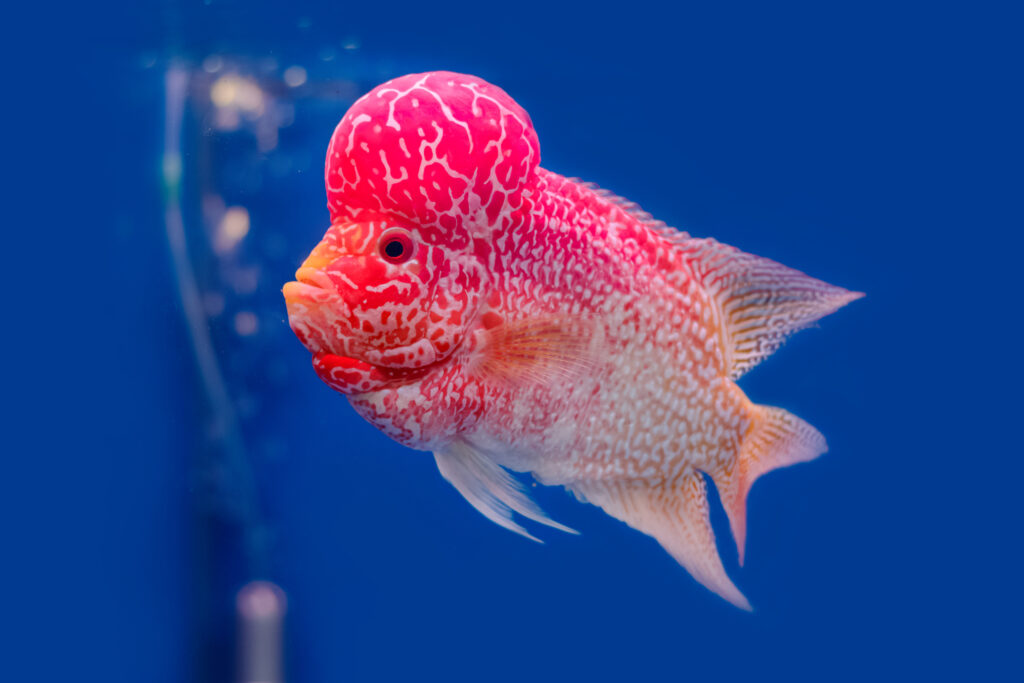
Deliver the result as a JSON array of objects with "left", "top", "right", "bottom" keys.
[
  {"left": 283, "top": 266, "right": 337, "bottom": 303},
  {"left": 283, "top": 264, "right": 350, "bottom": 356},
  {"left": 283, "top": 280, "right": 332, "bottom": 309}
]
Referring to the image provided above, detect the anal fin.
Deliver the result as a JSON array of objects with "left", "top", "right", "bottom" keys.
[
  {"left": 713, "top": 405, "right": 827, "bottom": 565},
  {"left": 572, "top": 472, "right": 751, "bottom": 610},
  {"left": 434, "top": 440, "right": 577, "bottom": 542}
]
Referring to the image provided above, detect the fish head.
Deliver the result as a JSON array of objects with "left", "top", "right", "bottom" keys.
[
  {"left": 284, "top": 71, "right": 542, "bottom": 395},
  {"left": 283, "top": 216, "right": 488, "bottom": 394}
]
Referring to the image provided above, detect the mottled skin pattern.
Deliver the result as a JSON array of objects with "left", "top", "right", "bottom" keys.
[{"left": 283, "top": 72, "right": 861, "bottom": 609}]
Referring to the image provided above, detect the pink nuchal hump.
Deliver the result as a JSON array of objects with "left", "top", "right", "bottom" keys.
[{"left": 324, "top": 72, "right": 540, "bottom": 246}]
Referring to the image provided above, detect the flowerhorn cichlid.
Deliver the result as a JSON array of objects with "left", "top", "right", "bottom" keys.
[{"left": 283, "top": 71, "right": 861, "bottom": 609}]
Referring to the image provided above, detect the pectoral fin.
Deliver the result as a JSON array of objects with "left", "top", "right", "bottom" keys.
[
  {"left": 471, "top": 315, "right": 598, "bottom": 390},
  {"left": 571, "top": 472, "right": 751, "bottom": 610},
  {"left": 434, "top": 440, "right": 577, "bottom": 542}
]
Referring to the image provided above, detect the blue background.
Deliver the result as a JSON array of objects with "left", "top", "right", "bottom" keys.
[{"left": 5, "top": 1, "right": 1020, "bottom": 681}]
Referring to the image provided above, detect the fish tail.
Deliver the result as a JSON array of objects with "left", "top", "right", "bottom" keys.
[{"left": 713, "top": 405, "right": 828, "bottom": 566}]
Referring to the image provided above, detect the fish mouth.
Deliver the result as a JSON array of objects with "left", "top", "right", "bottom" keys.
[
  {"left": 282, "top": 267, "right": 336, "bottom": 305},
  {"left": 295, "top": 266, "right": 335, "bottom": 290},
  {"left": 312, "top": 350, "right": 377, "bottom": 379},
  {"left": 283, "top": 269, "right": 427, "bottom": 393},
  {"left": 283, "top": 267, "right": 349, "bottom": 358},
  {"left": 311, "top": 349, "right": 433, "bottom": 395},
  {"left": 283, "top": 265, "right": 447, "bottom": 394}
]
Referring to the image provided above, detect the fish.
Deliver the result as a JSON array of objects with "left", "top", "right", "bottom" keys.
[{"left": 282, "top": 71, "right": 862, "bottom": 609}]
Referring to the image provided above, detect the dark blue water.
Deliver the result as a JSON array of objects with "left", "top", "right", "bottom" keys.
[{"left": 7, "top": 1, "right": 1020, "bottom": 681}]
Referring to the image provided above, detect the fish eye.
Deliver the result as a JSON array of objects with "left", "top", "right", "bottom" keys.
[{"left": 378, "top": 228, "right": 414, "bottom": 264}]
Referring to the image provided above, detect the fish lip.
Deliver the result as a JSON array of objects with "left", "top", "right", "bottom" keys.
[
  {"left": 294, "top": 266, "right": 335, "bottom": 291},
  {"left": 313, "top": 350, "right": 435, "bottom": 394},
  {"left": 282, "top": 280, "right": 327, "bottom": 303},
  {"left": 313, "top": 350, "right": 371, "bottom": 370},
  {"left": 282, "top": 267, "right": 338, "bottom": 306}
]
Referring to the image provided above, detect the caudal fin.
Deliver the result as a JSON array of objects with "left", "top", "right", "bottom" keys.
[
  {"left": 571, "top": 472, "right": 752, "bottom": 610},
  {"left": 712, "top": 405, "right": 827, "bottom": 566}
]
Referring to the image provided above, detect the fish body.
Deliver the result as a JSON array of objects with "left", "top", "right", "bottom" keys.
[{"left": 283, "top": 72, "right": 861, "bottom": 609}]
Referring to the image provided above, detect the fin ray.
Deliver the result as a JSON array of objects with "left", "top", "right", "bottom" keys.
[
  {"left": 572, "top": 473, "right": 751, "bottom": 610},
  {"left": 473, "top": 316, "right": 597, "bottom": 389},
  {"left": 677, "top": 237, "right": 863, "bottom": 379},
  {"left": 566, "top": 176, "right": 688, "bottom": 236},
  {"left": 434, "top": 440, "right": 577, "bottom": 542}
]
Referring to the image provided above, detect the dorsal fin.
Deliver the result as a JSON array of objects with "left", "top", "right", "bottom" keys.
[
  {"left": 434, "top": 439, "right": 577, "bottom": 542},
  {"left": 565, "top": 177, "right": 687, "bottom": 237},
  {"left": 677, "top": 237, "right": 863, "bottom": 379}
]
